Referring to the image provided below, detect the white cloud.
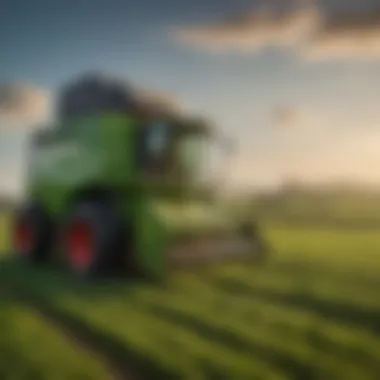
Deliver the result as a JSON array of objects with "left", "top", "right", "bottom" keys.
[
  {"left": 0, "top": 83, "right": 50, "bottom": 130},
  {"left": 171, "top": 5, "right": 321, "bottom": 53},
  {"left": 303, "top": 9, "right": 380, "bottom": 61},
  {"left": 172, "top": 4, "right": 380, "bottom": 62},
  {"left": 271, "top": 106, "right": 307, "bottom": 128}
]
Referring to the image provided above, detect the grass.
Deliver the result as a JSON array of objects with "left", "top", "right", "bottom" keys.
[
  {"left": 0, "top": 296, "right": 111, "bottom": 380},
  {"left": 1, "top": 214, "right": 380, "bottom": 378}
]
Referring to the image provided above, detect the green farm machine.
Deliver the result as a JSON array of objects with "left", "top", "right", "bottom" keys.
[{"left": 12, "top": 73, "right": 268, "bottom": 279}]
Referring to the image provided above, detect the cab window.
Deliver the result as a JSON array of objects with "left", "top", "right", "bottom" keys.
[{"left": 136, "top": 122, "right": 174, "bottom": 175}]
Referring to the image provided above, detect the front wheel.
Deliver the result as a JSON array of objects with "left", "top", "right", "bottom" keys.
[{"left": 61, "top": 201, "right": 124, "bottom": 279}]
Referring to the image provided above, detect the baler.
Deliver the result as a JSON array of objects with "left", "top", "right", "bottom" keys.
[{"left": 12, "top": 73, "right": 268, "bottom": 279}]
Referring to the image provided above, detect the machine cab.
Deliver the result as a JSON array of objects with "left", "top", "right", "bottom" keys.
[{"left": 136, "top": 116, "right": 213, "bottom": 187}]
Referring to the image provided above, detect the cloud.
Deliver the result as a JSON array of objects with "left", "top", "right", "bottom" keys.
[
  {"left": 303, "top": 9, "right": 380, "bottom": 61},
  {"left": 270, "top": 105, "right": 323, "bottom": 129},
  {"left": 271, "top": 106, "right": 304, "bottom": 127},
  {"left": 171, "top": 5, "right": 321, "bottom": 53},
  {"left": 0, "top": 83, "right": 50, "bottom": 129},
  {"left": 173, "top": 4, "right": 380, "bottom": 62}
]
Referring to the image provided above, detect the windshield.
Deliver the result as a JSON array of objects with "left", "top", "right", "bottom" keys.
[
  {"left": 136, "top": 121, "right": 211, "bottom": 185},
  {"left": 136, "top": 121, "right": 173, "bottom": 176},
  {"left": 179, "top": 134, "right": 209, "bottom": 185}
]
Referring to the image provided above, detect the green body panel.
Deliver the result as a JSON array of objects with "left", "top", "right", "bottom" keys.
[
  {"left": 133, "top": 198, "right": 168, "bottom": 277},
  {"left": 29, "top": 113, "right": 136, "bottom": 218}
]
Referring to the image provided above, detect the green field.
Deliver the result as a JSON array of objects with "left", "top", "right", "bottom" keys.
[
  {"left": 1, "top": 212, "right": 380, "bottom": 379},
  {"left": 0, "top": 297, "right": 112, "bottom": 380}
]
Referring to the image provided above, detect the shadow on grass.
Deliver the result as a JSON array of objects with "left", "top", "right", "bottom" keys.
[
  {"left": 0, "top": 257, "right": 319, "bottom": 379},
  {"left": 214, "top": 277, "right": 380, "bottom": 334},
  {"left": 0, "top": 258, "right": 178, "bottom": 380},
  {"left": 135, "top": 301, "right": 317, "bottom": 380},
  {"left": 0, "top": 257, "right": 163, "bottom": 299},
  {"left": 4, "top": 256, "right": 379, "bottom": 379}
]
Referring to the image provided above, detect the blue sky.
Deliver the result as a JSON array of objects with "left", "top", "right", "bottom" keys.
[{"left": 2, "top": 0, "right": 380, "bottom": 195}]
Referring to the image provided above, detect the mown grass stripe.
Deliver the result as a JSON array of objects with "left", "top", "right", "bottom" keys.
[
  {"left": 133, "top": 298, "right": 377, "bottom": 380},
  {"left": 0, "top": 295, "right": 112, "bottom": 380},
  {"left": 3, "top": 280, "right": 286, "bottom": 380},
  {"left": 211, "top": 275, "right": 380, "bottom": 334},
  {"left": 62, "top": 298, "right": 287, "bottom": 380}
]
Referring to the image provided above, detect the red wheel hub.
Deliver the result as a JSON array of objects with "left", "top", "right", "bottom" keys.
[
  {"left": 14, "top": 220, "right": 33, "bottom": 254},
  {"left": 66, "top": 220, "right": 94, "bottom": 271}
]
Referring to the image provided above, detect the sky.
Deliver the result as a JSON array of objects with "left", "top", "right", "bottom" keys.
[{"left": 2, "top": 0, "right": 380, "bottom": 195}]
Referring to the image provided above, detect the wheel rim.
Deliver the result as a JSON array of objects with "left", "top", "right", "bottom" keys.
[
  {"left": 66, "top": 220, "right": 94, "bottom": 271},
  {"left": 14, "top": 220, "right": 33, "bottom": 255}
]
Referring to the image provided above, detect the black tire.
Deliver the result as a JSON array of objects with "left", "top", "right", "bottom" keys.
[
  {"left": 61, "top": 201, "right": 126, "bottom": 279},
  {"left": 13, "top": 203, "right": 54, "bottom": 265}
]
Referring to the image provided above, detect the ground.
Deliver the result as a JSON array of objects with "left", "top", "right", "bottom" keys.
[{"left": 1, "top": 212, "right": 380, "bottom": 379}]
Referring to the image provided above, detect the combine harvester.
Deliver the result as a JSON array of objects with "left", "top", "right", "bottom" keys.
[{"left": 12, "top": 73, "right": 269, "bottom": 280}]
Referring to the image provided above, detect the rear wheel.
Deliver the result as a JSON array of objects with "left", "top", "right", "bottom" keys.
[
  {"left": 61, "top": 201, "right": 125, "bottom": 279},
  {"left": 13, "top": 203, "right": 54, "bottom": 264}
]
